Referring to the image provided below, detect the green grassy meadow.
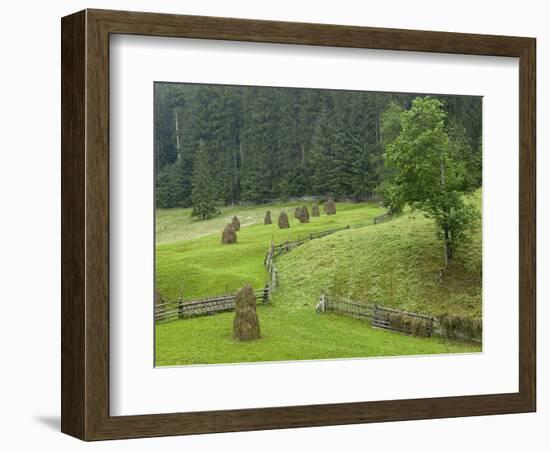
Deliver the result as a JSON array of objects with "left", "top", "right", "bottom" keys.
[
  {"left": 155, "top": 195, "right": 482, "bottom": 366},
  {"left": 156, "top": 201, "right": 383, "bottom": 299}
]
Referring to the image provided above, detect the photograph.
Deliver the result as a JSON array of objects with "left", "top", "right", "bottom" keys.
[{"left": 153, "top": 82, "right": 483, "bottom": 366}]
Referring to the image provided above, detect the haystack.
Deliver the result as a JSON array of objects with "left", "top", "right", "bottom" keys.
[
  {"left": 311, "top": 205, "right": 320, "bottom": 217},
  {"left": 278, "top": 212, "right": 290, "bottom": 229},
  {"left": 231, "top": 214, "right": 241, "bottom": 231},
  {"left": 324, "top": 198, "right": 336, "bottom": 215},
  {"left": 264, "top": 210, "right": 272, "bottom": 225},
  {"left": 221, "top": 223, "right": 237, "bottom": 244},
  {"left": 233, "top": 284, "right": 261, "bottom": 341},
  {"left": 298, "top": 206, "right": 310, "bottom": 223},
  {"left": 294, "top": 207, "right": 301, "bottom": 219}
]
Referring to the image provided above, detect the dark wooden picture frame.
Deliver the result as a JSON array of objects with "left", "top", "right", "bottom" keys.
[{"left": 61, "top": 9, "right": 536, "bottom": 441}]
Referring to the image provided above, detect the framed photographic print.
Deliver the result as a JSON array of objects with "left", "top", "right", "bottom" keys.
[{"left": 61, "top": 9, "right": 536, "bottom": 441}]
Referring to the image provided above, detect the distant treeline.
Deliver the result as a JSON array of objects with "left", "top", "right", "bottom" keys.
[{"left": 155, "top": 83, "right": 482, "bottom": 209}]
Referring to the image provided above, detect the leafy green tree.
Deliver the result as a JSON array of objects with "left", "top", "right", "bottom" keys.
[
  {"left": 191, "top": 142, "right": 219, "bottom": 219},
  {"left": 384, "top": 97, "right": 479, "bottom": 266},
  {"left": 378, "top": 101, "right": 405, "bottom": 210},
  {"left": 380, "top": 101, "right": 404, "bottom": 147}
]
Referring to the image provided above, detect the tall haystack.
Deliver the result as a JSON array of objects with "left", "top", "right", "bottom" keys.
[
  {"left": 233, "top": 284, "right": 261, "bottom": 341},
  {"left": 278, "top": 212, "right": 290, "bottom": 229},
  {"left": 264, "top": 210, "right": 272, "bottom": 225},
  {"left": 311, "top": 205, "right": 320, "bottom": 217},
  {"left": 324, "top": 198, "right": 336, "bottom": 215},
  {"left": 221, "top": 223, "right": 237, "bottom": 244},
  {"left": 231, "top": 215, "right": 241, "bottom": 231},
  {"left": 294, "top": 207, "right": 301, "bottom": 219},
  {"left": 298, "top": 206, "right": 310, "bottom": 223}
]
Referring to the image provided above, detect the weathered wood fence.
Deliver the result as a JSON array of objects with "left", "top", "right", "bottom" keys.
[
  {"left": 155, "top": 288, "right": 269, "bottom": 322},
  {"left": 264, "top": 242, "right": 278, "bottom": 296},
  {"left": 322, "top": 296, "right": 481, "bottom": 342},
  {"left": 373, "top": 211, "right": 393, "bottom": 224},
  {"left": 272, "top": 225, "right": 352, "bottom": 256}
]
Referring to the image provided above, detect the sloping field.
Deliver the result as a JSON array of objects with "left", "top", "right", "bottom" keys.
[
  {"left": 276, "top": 192, "right": 482, "bottom": 318},
  {"left": 155, "top": 194, "right": 481, "bottom": 366}
]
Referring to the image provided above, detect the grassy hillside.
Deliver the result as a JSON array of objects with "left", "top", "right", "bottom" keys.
[
  {"left": 276, "top": 191, "right": 481, "bottom": 318},
  {"left": 156, "top": 201, "right": 384, "bottom": 300},
  {"left": 155, "top": 195, "right": 481, "bottom": 366}
]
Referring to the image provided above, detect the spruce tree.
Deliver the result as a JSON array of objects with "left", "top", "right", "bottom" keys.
[
  {"left": 191, "top": 142, "right": 219, "bottom": 219},
  {"left": 309, "top": 107, "right": 334, "bottom": 195}
]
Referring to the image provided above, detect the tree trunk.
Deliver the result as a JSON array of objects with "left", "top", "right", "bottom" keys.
[
  {"left": 174, "top": 109, "right": 181, "bottom": 160},
  {"left": 444, "top": 226, "right": 452, "bottom": 267},
  {"left": 440, "top": 154, "right": 452, "bottom": 266}
]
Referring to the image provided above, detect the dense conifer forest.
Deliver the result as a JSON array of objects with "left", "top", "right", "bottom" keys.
[{"left": 154, "top": 83, "right": 482, "bottom": 209}]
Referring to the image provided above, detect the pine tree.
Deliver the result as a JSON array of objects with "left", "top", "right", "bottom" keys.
[
  {"left": 240, "top": 88, "right": 275, "bottom": 202},
  {"left": 156, "top": 161, "right": 192, "bottom": 208},
  {"left": 191, "top": 142, "right": 219, "bottom": 219},
  {"left": 309, "top": 107, "right": 334, "bottom": 195}
]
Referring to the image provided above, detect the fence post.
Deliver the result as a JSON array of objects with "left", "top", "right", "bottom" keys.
[{"left": 178, "top": 297, "right": 184, "bottom": 319}]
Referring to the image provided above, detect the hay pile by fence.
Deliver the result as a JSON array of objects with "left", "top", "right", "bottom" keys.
[
  {"left": 294, "top": 207, "right": 301, "bottom": 219},
  {"left": 264, "top": 210, "right": 272, "bottom": 224},
  {"left": 233, "top": 284, "right": 261, "bottom": 341},
  {"left": 298, "top": 206, "right": 310, "bottom": 223},
  {"left": 324, "top": 198, "right": 336, "bottom": 215},
  {"left": 221, "top": 223, "right": 237, "bottom": 244},
  {"left": 385, "top": 311, "right": 431, "bottom": 337},
  {"left": 438, "top": 314, "right": 482, "bottom": 340},
  {"left": 231, "top": 215, "right": 241, "bottom": 231},
  {"left": 278, "top": 212, "right": 290, "bottom": 229},
  {"left": 312, "top": 205, "right": 320, "bottom": 217}
]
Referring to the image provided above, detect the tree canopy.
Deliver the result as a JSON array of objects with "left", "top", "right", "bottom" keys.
[{"left": 154, "top": 83, "right": 482, "bottom": 217}]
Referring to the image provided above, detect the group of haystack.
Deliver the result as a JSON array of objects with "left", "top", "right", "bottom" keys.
[{"left": 222, "top": 198, "right": 336, "bottom": 244}]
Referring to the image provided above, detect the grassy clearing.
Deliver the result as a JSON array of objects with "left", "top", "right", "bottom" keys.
[
  {"left": 155, "top": 195, "right": 482, "bottom": 366},
  {"left": 156, "top": 201, "right": 383, "bottom": 300}
]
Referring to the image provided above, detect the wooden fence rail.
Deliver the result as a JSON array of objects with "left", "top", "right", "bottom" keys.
[
  {"left": 272, "top": 225, "right": 351, "bottom": 256},
  {"left": 373, "top": 211, "right": 392, "bottom": 224},
  {"left": 155, "top": 288, "right": 269, "bottom": 322},
  {"left": 322, "top": 296, "right": 481, "bottom": 342}
]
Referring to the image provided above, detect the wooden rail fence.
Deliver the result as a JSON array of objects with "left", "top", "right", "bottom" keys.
[
  {"left": 155, "top": 288, "right": 269, "bottom": 322},
  {"left": 322, "top": 296, "right": 480, "bottom": 342},
  {"left": 272, "top": 225, "right": 351, "bottom": 256},
  {"left": 373, "top": 211, "right": 393, "bottom": 224}
]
